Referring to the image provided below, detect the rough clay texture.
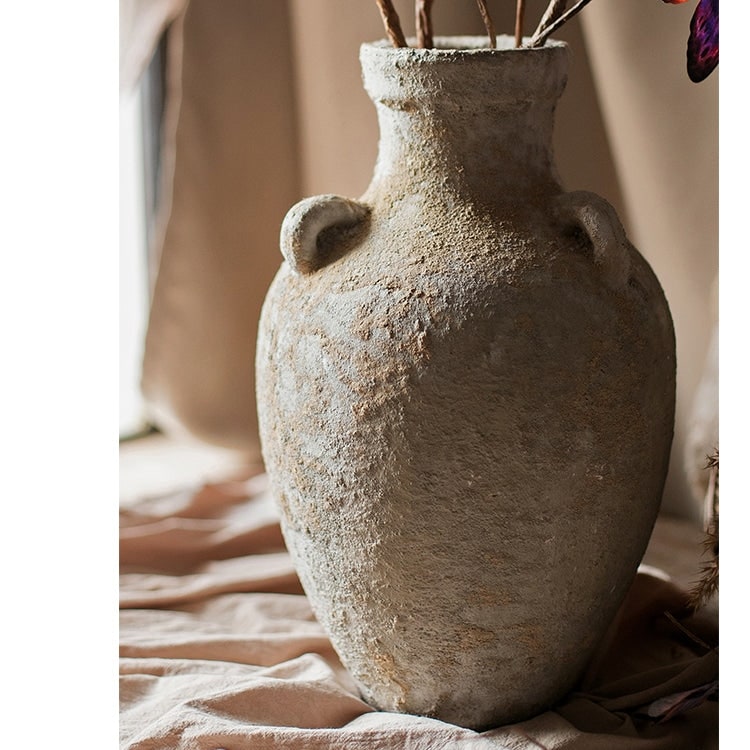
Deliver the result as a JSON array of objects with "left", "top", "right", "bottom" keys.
[{"left": 256, "top": 37, "right": 676, "bottom": 730}]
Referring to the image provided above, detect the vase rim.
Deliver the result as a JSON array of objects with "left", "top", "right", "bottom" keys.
[
  {"left": 362, "top": 34, "right": 567, "bottom": 56},
  {"left": 360, "top": 35, "right": 568, "bottom": 104}
]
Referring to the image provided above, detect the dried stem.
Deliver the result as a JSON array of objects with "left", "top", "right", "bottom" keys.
[
  {"left": 528, "top": 0, "right": 594, "bottom": 47},
  {"left": 416, "top": 0, "right": 435, "bottom": 49},
  {"left": 375, "top": 0, "right": 408, "bottom": 48},
  {"left": 474, "top": 0, "right": 496, "bottom": 49},
  {"left": 702, "top": 450, "right": 719, "bottom": 530},
  {"left": 662, "top": 611, "right": 714, "bottom": 654},
  {"left": 514, "top": 0, "right": 526, "bottom": 47},
  {"left": 688, "top": 450, "right": 719, "bottom": 610},
  {"left": 532, "top": 0, "right": 568, "bottom": 41}
]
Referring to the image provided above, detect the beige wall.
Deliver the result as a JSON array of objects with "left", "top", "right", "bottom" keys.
[{"left": 580, "top": 3, "right": 718, "bottom": 519}]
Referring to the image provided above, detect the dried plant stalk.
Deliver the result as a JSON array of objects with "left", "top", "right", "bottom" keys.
[
  {"left": 528, "top": 0, "right": 594, "bottom": 47},
  {"left": 515, "top": 0, "right": 526, "bottom": 47},
  {"left": 416, "top": 0, "right": 435, "bottom": 49},
  {"left": 375, "top": 0, "right": 408, "bottom": 47},
  {"left": 531, "top": 0, "right": 568, "bottom": 41},
  {"left": 688, "top": 450, "right": 719, "bottom": 611},
  {"left": 475, "top": 0, "right": 497, "bottom": 49}
]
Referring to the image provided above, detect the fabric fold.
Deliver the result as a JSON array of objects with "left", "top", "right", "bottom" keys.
[{"left": 120, "top": 475, "right": 717, "bottom": 749}]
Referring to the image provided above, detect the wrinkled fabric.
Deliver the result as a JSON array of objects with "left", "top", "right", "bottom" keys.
[{"left": 120, "top": 474, "right": 718, "bottom": 749}]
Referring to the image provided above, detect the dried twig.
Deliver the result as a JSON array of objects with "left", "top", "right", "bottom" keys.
[
  {"left": 528, "top": 0, "right": 594, "bottom": 47},
  {"left": 662, "top": 611, "right": 714, "bottom": 653},
  {"left": 474, "top": 0, "right": 496, "bottom": 49},
  {"left": 515, "top": 0, "right": 526, "bottom": 47},
  {"left": 375, "top": 0, "right": 408, "bottom": 48},
  {"left": 531, "top": 0, "right": 568, "bottom": 41},
  {"left": 416, "top": 0, "right": 435, "bottom": 49},
  {"left": 702, "top": 449, "right": 719, "bottom": 530},
  {"left": 688, "top": 450, "right": 719, "bottom": 610}
]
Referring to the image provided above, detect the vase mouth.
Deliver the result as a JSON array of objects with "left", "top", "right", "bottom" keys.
[
  {"left": 360, "top": 35, "right": 568, "bottom": 105},
  {"left": 363, "top": 34, "right": 567, "bottom": 55}
]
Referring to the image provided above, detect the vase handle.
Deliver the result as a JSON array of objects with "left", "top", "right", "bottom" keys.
[
  {"left": 555, "top": 191, "right": 632, "bottom": 291},
  {"left": 280, "top": 194, "right": 370, "bottom": 275}
]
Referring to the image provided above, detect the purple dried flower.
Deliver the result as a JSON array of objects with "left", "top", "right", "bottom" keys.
[{"left": 662, "top": 0, "right": 719, "bottom": 82}]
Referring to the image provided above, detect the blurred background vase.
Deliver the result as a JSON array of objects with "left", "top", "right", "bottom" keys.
[{"left": 256, "top": 37, "right": 676, "bottom": 729}]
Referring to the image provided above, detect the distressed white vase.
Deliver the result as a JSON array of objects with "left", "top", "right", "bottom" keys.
[{"left": 256, "top": 36, "right": 675, "bottom": 729}]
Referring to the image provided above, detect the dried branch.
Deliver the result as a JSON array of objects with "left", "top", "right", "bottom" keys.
[
  {"left": 475, "top": 0, "right": 497, "bottom": 49},
  {"left": 702, "top": 449, "right": 719, "bottom": 530},
  {"left": 527, "top": 0, "right": 595, "bottom": 47},
  {"left": 375, "top": 0, "right": 408, "bottom": 48},
  {"left": 662, "top": 611, "right": 714, "bottom": 654},
  {"left": 416, "top": 0, "right": 435, "bottom": 49},
  {"left": 515, "top": 0, "right": 526, "bottom": 47},
  {"left": 688, "top": 449, "right": 719, "bottom": 610},
  {"left": 532, "top": 0, "right": 568, "bottom": 41}
]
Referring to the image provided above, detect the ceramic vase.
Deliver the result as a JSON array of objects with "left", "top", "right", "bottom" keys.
[{"left": 256, "top": 36, "right": 675, "bottom": 729}]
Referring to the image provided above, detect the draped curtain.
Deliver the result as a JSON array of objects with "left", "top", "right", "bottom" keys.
[{"left": 120, "top": 0, "right": 718, "bottom": 522}]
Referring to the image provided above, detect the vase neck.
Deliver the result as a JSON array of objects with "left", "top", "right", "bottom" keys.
[
  {"left": 370, "top": 99, "right": 560, "bottom": 201},
  {"left": 360, "top": 37, "right": 569, "bottom": 204}
]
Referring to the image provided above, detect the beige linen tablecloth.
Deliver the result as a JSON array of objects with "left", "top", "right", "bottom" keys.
[{"left": 120, "top": 474, "right": 718, "bottom": 749}]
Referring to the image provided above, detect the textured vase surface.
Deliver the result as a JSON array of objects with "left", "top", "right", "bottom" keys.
[{"left": 256, "top": 36, "right": 676, "bottom": 730}]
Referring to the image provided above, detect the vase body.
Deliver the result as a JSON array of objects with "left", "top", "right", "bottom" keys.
[{"left": 256, "top": 37, "right": 675, "bottom": 730}]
